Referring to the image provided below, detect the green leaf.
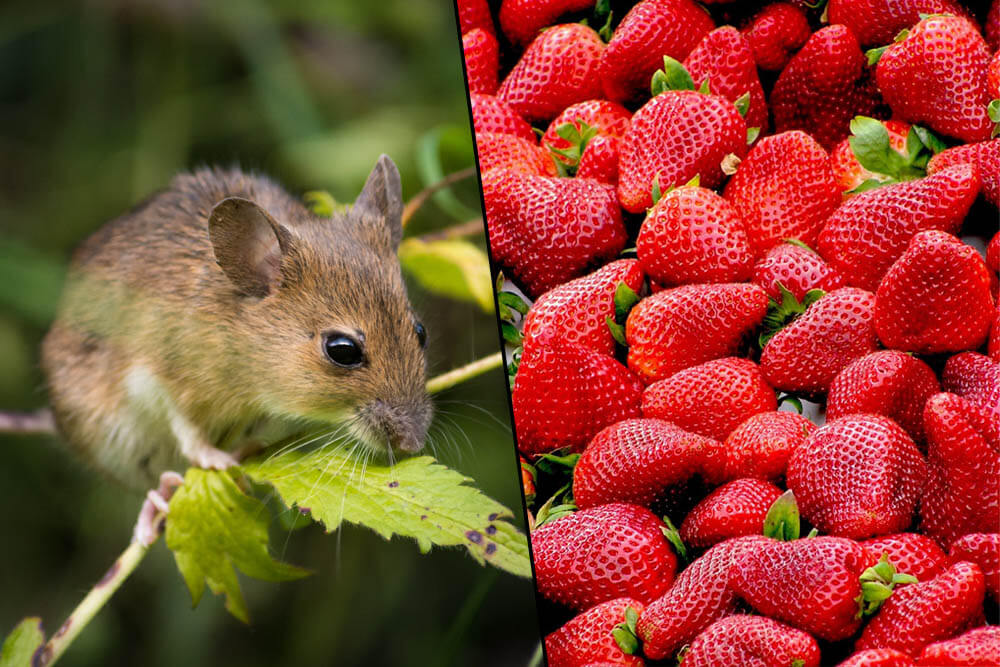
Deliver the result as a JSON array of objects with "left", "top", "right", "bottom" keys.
[
  {"left": 763, "top": 489, "right": 800, "bottom": 541},
  {"left": 849, "top": 116, "right": 902, "bottom": 176},
  {"left": 856, "top": 553, "right": 917, "bottom": 617},
  {"left": 498, "top": 291, "right": 530, "bottom": 321},
  {"left": 777, "top": 393, "right": 804, "bottom": 414},
  {"left": 606, "top": 316, "right": 627, "bottom": 347},
  {"left": 415, "top": 125, "right": 477, "bottom": 222},
  {"left": 502, "top": 322, "right": 523, "bottom": 346},
  {"left": 849, "top": 178, "right": 891, "bottom": 194},
  {"left": 243, "top": 449, "right": 532, "bottom": 578},
  {"left": 911, "top": 125, "right": 947, "bottom": 154},
  {"left": 733, "top": 92, "right": 750, "bottom": 118},
  {"left": 548, "top": 121, "right": 600, "bottom": 174},
  {"left": 697, "top": 78, "right": 711, "bottom": 95},
  {"left": 0, "top": 618, "right": 44, "bottom": 667},
  {"left": 865, "top": 45, "right": 889, "bottom": 66},
  {"left": 613, "top": 282, "right": 640, "bottom": 322},
  {"left": 651, "top": 56, "right": 695, "bottom": 96},
  {"left": 746, "top": 126, "right": 761, "bottom": 145},
  {"left": 661, "top": 516, "right": 688, "bottom": 563},
  {"left": 989, "top": 100, "right": 1000, "bottom": 137},
  {"left": 166, "top": 469, "right": 310, "bottom": 624},
  {"left": 650, "top": 173, "right": 663, "bottom": 205},
  {"left": 398, "top": 238, "right": 494, "bottom": 312},
  {"left": 758, "top": 285, "right": 826, "bottom": 348},
  {"left": 302, "top": 190, "right": 344, "bottom": 217},
  {"left": 612, "top": 625, "right": 639, "bottom": 655}
]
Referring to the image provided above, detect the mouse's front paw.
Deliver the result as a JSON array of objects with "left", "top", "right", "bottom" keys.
[
  {"left": 190, "top": 445, "right": 239, "bottom": 471},
  {"left": 133, "top": 471, "right": 185, "bottom": 546}
]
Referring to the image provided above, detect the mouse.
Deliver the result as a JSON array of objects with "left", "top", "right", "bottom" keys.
[{"left": 40, "top": 155, "right": 433, "bottom": 502}]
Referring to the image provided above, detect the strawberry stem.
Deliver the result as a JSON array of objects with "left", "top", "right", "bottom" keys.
[{"left": 855, "top": 553, "right": 918, "bottom": 617}]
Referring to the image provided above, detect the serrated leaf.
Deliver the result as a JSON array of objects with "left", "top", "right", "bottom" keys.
[
  {"left": 398, "top": 238, "right": 494, "bottom": 312},
  {"left": 0, "top": 618, "right": 44, "bottom": 667},
  {"left": 243, "top": 449, "right": 532, "bottom": 578},
  {"left": 166, "top": 469, "right": 310, "bottom": 624}
]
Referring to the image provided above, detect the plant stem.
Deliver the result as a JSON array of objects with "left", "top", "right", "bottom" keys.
[
  {"left": 417, "top": 218, "right": 484, "bottom": 243},
  {"left": 426, "top": 352, "right": 503, "bottom": 395},
  {"left": 401, "top": 166, "right": 476, "bottom": 227},
  {"left": 0, "top": 409, "right": 55, "bottom": 435},
  {"left": 37, "top": 538, "right": 154, "bottom": 666}
]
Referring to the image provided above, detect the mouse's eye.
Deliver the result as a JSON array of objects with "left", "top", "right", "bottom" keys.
[
  {"left": 415, "top": 321, "right": 427, "bottom": 349},
  {"left": 323, "top": 334, "right": 365, "bottom": 368}
]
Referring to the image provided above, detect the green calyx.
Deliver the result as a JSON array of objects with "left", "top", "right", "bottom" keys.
[
  {"left": 548, "top": 120, "right": 600, "bottom": 176},
  {"left": 989, "top": 100, "right": 1000, "bottom": 138},
  {"left": 533, "top": 473, "right": 578, "bottom": 528},
  {"left": 606, "top": 281, "right": 641, "bottom": 348},
  {"left": 758, "top": 283, "right": 825, "bottom": 348},
  {"left": 855, "top": 553, "right": 918, "bottom": 618},
  {"left": 593, "top": 0, "right": 614, "bottom": 42},
  {"left": 651, "top": 56, "right": 696, "bottom": 96},
  {"left": 733, "top": 92, "right": 750, "bottom": 118},
  {"left": 846, "top": 117, "right": 943, "bottom": 194},
  {"left": 763, "top": 489, "right": 801, "bottom": 541},
  {"left": 661, "top": 516, "right": 689, "bottom": 563},
  {"left": 496, "top": 271, "right": 528, "bottom": 386},
  {"left": 612, "top": 605, "right": 641, "bottom": 655}
]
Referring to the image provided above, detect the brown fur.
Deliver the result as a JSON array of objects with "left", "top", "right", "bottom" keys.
[{"left": 41, "top": 158, "right": 431, "bottom": 490}]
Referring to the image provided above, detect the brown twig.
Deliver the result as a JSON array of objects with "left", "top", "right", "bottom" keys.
[
  {"left": 401, "top": 166, "right": 477, "bottom": 227},
  {"left": 0, "top": 409, "right": 56, "bottom": 435}
]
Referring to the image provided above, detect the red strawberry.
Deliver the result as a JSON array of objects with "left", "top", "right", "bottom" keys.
[
  {"left": 856, "top": 561, "right": 986, "bottom": 658},
  {"left": 874, "top": 14, "right": 992, "bottom": 144},
  {"left": 598, "top": 0, "right": 715, "bottom": 105},
  {"left": 826, "top": 350, "right": 940, "bottom": 445},
  {"left": 917, "top": 626, "right": 1000, "bottom": 666},
  {"left": 684, "top": 26, "right": 769, "bottom": 135},
  {"left": 862, "top": 533, "right": 950, "bottom": 583},
  {"left": 988, "top": 232, "right": 1000, "bottom": 276},
  {"left": 576, "top": 135, "right": 621, "bottom": 185},
  {"left": 618, "top": 89, "right": 747, "bottom": 213},
  {"left": 990, "top": 0, "right": 1000, "bottom": 52},
  {"left": 573, "top": 418, "right": 713, "bottom": 510},
  {"left": 949, "top": 533, "right": 1000, "bottom": 601},
  {"left": 463, "top": 28, "right": 498, "bottom": 95},
  {"left": 498, "top": 0, "right": 595, "bottom": 48},
  {"left": 787, "top": 414, "right": 926, "bottom": 539},
  {"left": 470, "top": 93, "right": 535, "bottom": 142},
  {"left": 942, "top": 352, "right": 1000, "bottom": 420},
  {"left": 742, "top": 3, "right": 811, "bottom": 72},
  {"left": 752, "top": 240, "right": 847, "bottom": 302},
  {"left": 817, "top": 164, "right": 980, "bottom": 292},
  {"left": 771, "top": 25, "right": 885, "bottom": 150},
  {"left": 545, "top": 597, "right": 645, "bottom": 667},
  {"left": 683, "top": 615, "right": 821, "bottom": 667},
  {"left": 729, "top": 536, "right": 884, "bottom": 641},
  {"left": 497, "top": 23, "right": 605, "bottom": 124},
  {"left": 457, "top": 0, "right": 494, "bottom": 36},
  {"left": 642, "top": 357, "right": 777, "bottom": 442},
  {"left": 839, "top": 648, "right": 916, "bottom": 667},
  {"left": 531, "top": 503, "right": 677, "bottom": 611},
  {"left": 522, "top": 259, "right": 644, "bottom": 358},
  {"left": 483, "top": 169, "right": 626, "bottom": 298},
  {"left": 636, "top": 185, "right": 753, "bottom": 286},
  {"left": 827, "top": 0, "right": 972, "bottom": 47},
  {"left": 541, "top": 99, "right": 631, "bottom": 182},
  {"left": 927, "top": 139, "right": 1000, "bottom": 209},
  {"left": 920, "top": 392, "right": 1000, "bottom": 547},
  {"left": 991, "top": 304, "right": 1000, "bottom": 361},
  {"left": 831, "top": 119, "right": 914, "bottom": 195},
  {"left": 724, "top": 131, "right": 842, "bottom": 256},
  {"left": 990, "top": 49, "right": 999, "bottom": 98},
  {"left": 541, "top": 100, "right": 632, "bottom": 150},
  {"left": 874, "top": 230, "right": 995, "bottom": 355},
  {"left": 760, "top": 287, "right": 879, "bottom": 396},
  {"left": 625, "top": 283, "right": 768, "bottom": 384},
  {"left": 680, "top": 478, "right": 783, "bottom": 549},
  {"left": 638, "top": 535, "right": 771, "bottom": 659},
  {"left": 704, "top": 411, "right": 816, "bottom": 485},
  {"left": 476, "top": 132, "right": 558, "bottom": 176},
  {"left": 511, "top": 342, "right": 642, "bottom": 456}
]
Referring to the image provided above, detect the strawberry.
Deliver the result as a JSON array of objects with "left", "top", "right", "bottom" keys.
[
  {"left": 541, "top": 100, "right": 632, "bottom": 152},
  {"left": 948, "top": 533, "right": 1000, "bottom": 602},
  {"left": 497, "top": 23, "right": 605, "bottom": 124},
  {"left": 723, "top": 131, "right": 842, "bottom": 256},
  {"left": 682, "top": 615, "right": 821, "bottom": 667},
  {"left": 741, "top": 3, "right": 811, "bottom": 72},
  {"left": 575, "top": 135, "right": 621, "bottom": 185},
  {"left": 942, "top": 352, "right": 1000, "bottom": 420},
  {"left": 679, "top": 478, "right": 783, "bottom": 549},
  {"left": 787, "top": 414, "right": 926, "bottom": 539},
  {"left": 920, "top": 392, "right": 1000, "bottom": 548},
  {"left": 511, "top": 342, "right": 643, "bottom": 456},
  {"left": 862, "top": 533, "right": 950, "bottom": 583},
  {"left": 625, "top": 283, "right": 768, "bottom": 384},
  {"left": 545, "top": 597, "right": 645, "bottom": 667},
  {"left": 636, "top": 185, "right": 754, "bottom": 286},
  {"left": 760, "top": 287, "right": 879, "bottom": 396},
  {"left": 771, "top": 25, "right": 885, "bottom": 150},
  {"left": 872, "top": 14, "right": 992, "bottom": 144},
  {"left": 988, "top": 232, "right": 1000, "bottom": 276},
  {"left": 457, "top": 0, "right": 494, "bottom": 36},
  {"left": 531, "top": 503, "right": 677, "bottom": 611},
  {"left": 642, "top": 358, "right": 777, "bottom": 442},
  {"left": 856, "top": 561, "right": 986, "bottom": 658},
  {"left": 826, "top": 350, "right": 940, "bottom": 445},
  {"left": 827, "top": 0, "right": 972, "bottom": 47},
  {"left": 874, "top": 230, "right": 995, "bottom": 355},
  {"left": 838, "top": 649, "right": 916, "bottom": 667},
  {"left": 476, "top": 132, "right": 558, "bottom": 176},
  {"left": 817, "top": 164, "right": 980, "bottom": 292},
  {"left": 830, "top": 118, "right": 936, "bottom": 196},
  {"left": 498, "top": 0, "right": 595, "bottom": 48},
  {"left": 752, "top": 240, "right": 847, "bottom": 302},
  {"left": 990, "top": 0, "right": 1000, "bottom": 53},
  {"left": 482, "top": 169, "right": 626, "bottom": 299},
  {"left": 541, "top": 99, "right": 631, "bottom": 181},
  {"left": 463, "top": 28, "right": 498, "bottom": 95},
  {"left": 704, "top": 411, "right": 816, "bottom": 485},
  {"left": 598, "top": 0, "right": 715, "bottom": 105},
  {"left": 522, "top": 259, "right": 644, "bottom": 358},
  {"left": 917, "top": 626, "right": 1000, "bottom": 666},
  {"left": 573, "top": 418, "right": 713, "bottom": 510},
  {"left": 618, "top": 87, "right": 747, "bottom": 213},
  {"left": 684, "top": 26, "right": 769, "bottom": 135},
  {"left": 730, "top": 536, "right": 891, "bottom": 641},
  {"left": 470, "top": 93, "right": 535, "bottom": 142},
  {"left": 927, "top": 139, "right": 1000, "bottom": 209},
  {"left": 637, "top": 535, "right": 771, "bottom": 659}
]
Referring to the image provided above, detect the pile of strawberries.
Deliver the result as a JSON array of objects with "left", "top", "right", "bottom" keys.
[{"left": 462, "top": 0, "right": 999, "bottom": 664}]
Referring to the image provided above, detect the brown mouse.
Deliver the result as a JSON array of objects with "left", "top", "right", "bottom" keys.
[{"left": 41, "top": 155, "right": 432, "bottom": 492}]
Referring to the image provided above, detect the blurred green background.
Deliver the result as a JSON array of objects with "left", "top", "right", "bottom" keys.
[{"left": 0, "top": 1, "right": 539, "bottom": 665}]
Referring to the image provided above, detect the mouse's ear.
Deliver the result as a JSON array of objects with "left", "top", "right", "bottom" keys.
[
  {"left": 209, "top": 197, "right": 294, "bottom": 297},
  {"left": 353, "top": 154, "right": 403, "bottom": 250}
]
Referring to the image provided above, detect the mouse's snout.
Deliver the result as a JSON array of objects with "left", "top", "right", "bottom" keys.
[{"left": 359, "top": 397, "right": 432, "bottom": 455}]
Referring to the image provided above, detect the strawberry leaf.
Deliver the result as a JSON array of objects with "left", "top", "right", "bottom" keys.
[
  {"left": 651, "top": 56, "right": 695, "bottom": 96},
  {"left": 612, "top": 609, "right": 641, "bottom": 655},
  {"left": 399, "top": 237, "right": 494, "bottom": 312},
  {"left": 911, "top": 125, "right": 946, "bottom": 154},
  {"left": 502, "top": 322, "right": 523, "bottom": 346},
  {"left": 498, "top": 291, "right": 530, "bottom": 320},
  {"left": 849, "top": 178, "right": 890, "bottom": 194},
  {"left": 0, "top": 618, "right": 44, "bottom": 667},
  {"left": 763, "top": 489, "right": 801, "bottom": 541},
  {"left": 661, "top": 516, "right": 689, "bottom": 563},
  {"left": 548, "top": 121, "right": 600, "bottom": 175},
  {"left": 782, "top": 238, "right": 813, "bottom": 251},
  {"left": 865, "top": 45, "right": 889, "bottom": 66}
]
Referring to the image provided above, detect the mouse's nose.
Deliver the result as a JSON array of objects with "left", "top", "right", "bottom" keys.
[{"left": 364, "top": 398, "right": 431, "bottom": 454}]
